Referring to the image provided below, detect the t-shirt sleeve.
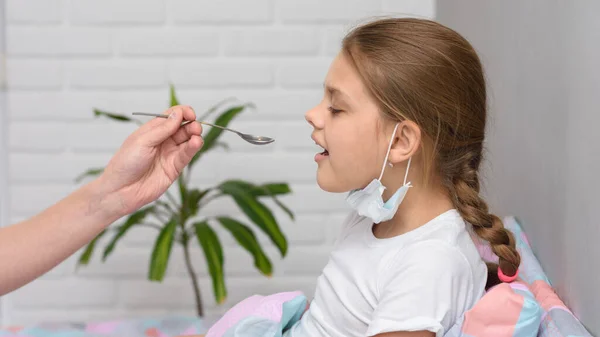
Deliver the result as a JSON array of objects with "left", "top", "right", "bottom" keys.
[{"left": 366, "top": 241, "right": 473, "bottom": 337}]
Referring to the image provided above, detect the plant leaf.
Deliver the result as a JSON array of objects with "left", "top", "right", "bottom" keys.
[
  {"left": 266, "top": 193, "right": 294, "bottom": 220},
  {"left": 178, "top": 176, "right": 187, "bottom": 217},
  {"left": 77, "top": 229, "right": 108, "bottom": 267},
  {"left": 251, "top": 183, "right": 294, "bottom": 220},
  {"left": 194, "top": 221, "right": 226, "bottom": 303},
  {"left": 187, "top": 188, "right": 209, "bottom": 217},
  {"left": 217, "top": 217, "right": 272, "bottom": 276},
  {"left": 198, "top": 96, "right": 238, "bottom": 121},
  {"left": 218, "top": 181, "right": 288, "bottom": 257},
  {"left": 252, "top": 183, "right": 291, "bottom": 196},
  {"left": 75, "top": 168, "right": 104, "bottom": 183},
  {"left": 191, "top": 104, "right": 250, "bottom": 165},
  {"left": 169, "top": 83, "right": 180, "bottom": 107},
  {"left": 218, "top": 180, "right": 294, "bottom": 220},
  {"left": 93, "top": 109, "right": 133, "bottom": 122},
  {"left": 148, "top": 218, "right": 177, "bottom": 281},
  {"left": 102, "top": 206, "right": 155, "bottom": 261}
]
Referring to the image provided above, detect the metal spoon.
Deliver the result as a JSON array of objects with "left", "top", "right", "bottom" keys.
[{"left": 131, "top": 112, "right": 275, "bottom": 145}]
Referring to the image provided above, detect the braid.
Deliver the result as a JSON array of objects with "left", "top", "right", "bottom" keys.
[{"left": 445, "top": 149, "right": 521, "bottom": 289}]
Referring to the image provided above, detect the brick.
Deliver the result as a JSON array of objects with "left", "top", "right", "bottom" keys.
[
  {"left": 275, "top": 121, "right": 317, "bottom": 150},
  {"left": 117, "top": 279, "right": 209, "bottom": 309},
  {"left": 169, "top": 61, "right": 273, "bottom": 88},
  {"left": 9, "top": 153, "right": 112, "bottom": 184},
  {"left": 326, "top": 212, "right": 351, "bottom": 243},
  {"left": 216, "top": 152, "right": 317, "bottom": 183},
  {"left": 323, "top": 26, "right": 351, "bottom": 56},
  {"left": 278, "top": 59, "right": 333, "bottom": 88},
  {"left": 10, "top": 184, "right": 75, "bottom": 215},
  {"left": 169, "top": 0, "right": 272, "bottom": 24},
  {"left": 69, "top": 122, "right": 139, "bottom": 152},
  {"left": 68, "top": 60, "right": 167, "bottom": 89},
  {"left": 223, "top": 276, "right": 317, "bottom": 306},
  {"left": 273, "top": 212, "right": 327, "bottom": 244},
  {"left": 280, "top": 246, "right": 330, "bottom": 275},
  {"left": 120, "top": 225, "right": 163, "bottom": 247},
  {"left": 8, "top": 90, "right": 171, "bottom": 121},
  {"left": 75, "top": 247, "right": 151, "bottom": 278},
  {"left": 8, "top": 91, "right": 105, "bottom": 121},
  {"left": 279, "top": 0, "right": 382, "bottom": 23},
  {"left": 69, "top": 0, "right": 165, "bottom": 25},
  {"left": 6, "top": 0, "right": 62, "bottom": 24},
  {"left": 9, "top": 121, "right": 137, "bottom": 152},
  {"left": 7, "top": 27, "right": 112, "bottom": 56},
  {"left": 6, "top": 59, "right": 63, "bottom": 89},
  {"left": 10, "top": 122, "right": 68, "bottom": 152},
  {"left": 382, "top": 0, "right": 436, "bottom": 19},
  {"left": 11, "top": 279, "right": 116, "bottom": 309},
  {"left": 223, "top": 29, "right": 319, "bottom": 56},
  {"left": 118, "top": 29, "right": 219, "bottom": 56},
  {"left": 279, "top": 183, "right": 347, "bottom": 212},
  {"left": 173, "top": 89, "right": 322, "bottom": 121}
]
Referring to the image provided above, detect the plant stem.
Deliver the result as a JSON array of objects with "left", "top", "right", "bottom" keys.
[
  {"left": 165, "top": 190, "right": 180, "bottom": 209},
  {"left": 198, "top": 192, "right": 222, "bottom": 209},
  {"left": 182, "top": 238, "right": 204, "bottom": 317}
]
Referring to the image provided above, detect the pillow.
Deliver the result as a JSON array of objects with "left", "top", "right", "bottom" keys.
[
  {"left": 444, "top": 282, "right": 542, "bottom": 337},
  {"left": 468, "top": 216, "right": 593, "bottom": 337},
  {"left": 205, "top": 291, "right": 307, "bottom": 337}
]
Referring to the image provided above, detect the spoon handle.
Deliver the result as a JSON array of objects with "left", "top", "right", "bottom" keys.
[{"left": 132, "top": 112, "right": 240, "bottom": 135}]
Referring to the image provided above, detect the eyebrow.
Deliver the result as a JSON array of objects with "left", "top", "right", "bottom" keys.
[{"left": 324, "top": 83, "right": 351, "bottom": 104}]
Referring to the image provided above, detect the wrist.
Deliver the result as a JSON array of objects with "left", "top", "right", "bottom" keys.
[{"left": 83, "top": 176, "right": 128, "bottom": 225}]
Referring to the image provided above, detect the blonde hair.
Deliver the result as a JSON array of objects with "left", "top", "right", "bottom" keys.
[{"left": 342, "top": 17, "right": 520, "bottom": 288}]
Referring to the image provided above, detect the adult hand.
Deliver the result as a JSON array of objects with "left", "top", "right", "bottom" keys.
[{"left": 98, "top": 105, "right": 203, "bottom": 216}]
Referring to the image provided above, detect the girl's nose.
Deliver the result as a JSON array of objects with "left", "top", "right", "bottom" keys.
[{"left": 305, "top": 105, "right": 324, "bottom": 130}]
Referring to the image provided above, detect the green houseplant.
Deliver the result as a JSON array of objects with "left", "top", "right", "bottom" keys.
[{"left": 75, "top": 85, "right": 294, "bottom": 317}]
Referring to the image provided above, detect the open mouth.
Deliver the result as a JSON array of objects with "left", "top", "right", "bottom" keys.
[{"left": 318, "top": 145, "right": 329, "bottom": 156}]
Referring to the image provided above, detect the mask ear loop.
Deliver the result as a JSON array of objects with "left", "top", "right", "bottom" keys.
[
  {"left": 377, "top": 123, "right": 413, "bottom": 188},
  {"left": 403, "top": 157, "right": 412, "bottom": 187},
  {"left": 378, "top": 123, "right": 400, "bottom": 181}
]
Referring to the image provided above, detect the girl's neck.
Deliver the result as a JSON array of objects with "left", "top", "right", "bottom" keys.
[{"left": 373, "top": 176, "right": 454, "bottom": 239}]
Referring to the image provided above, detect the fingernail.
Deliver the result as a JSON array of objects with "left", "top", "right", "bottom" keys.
[{"left": 169, "top": 111, "right": 178, "bottom": 119}]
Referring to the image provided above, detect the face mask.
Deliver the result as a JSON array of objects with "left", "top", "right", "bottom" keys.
[{"left": 345, "top": 123, "right": 412, "bottom": 224}]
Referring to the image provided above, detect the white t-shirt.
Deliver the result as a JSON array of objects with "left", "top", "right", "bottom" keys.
[{"left": 284, "top": 209, "right": 488, "bottom": 337}]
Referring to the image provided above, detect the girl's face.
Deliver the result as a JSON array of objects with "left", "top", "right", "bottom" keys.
[{"left": 305, "top": 52, "right": 394, "bottom": 193}]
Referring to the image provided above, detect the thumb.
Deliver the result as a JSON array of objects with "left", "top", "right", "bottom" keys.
[{"left": 143, "top": 108, "right": 184, "bottom": 146}]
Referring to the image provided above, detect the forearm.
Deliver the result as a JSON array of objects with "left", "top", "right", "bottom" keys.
[{"left": 0, "top": 177, "right": 125, "bottom": 295}]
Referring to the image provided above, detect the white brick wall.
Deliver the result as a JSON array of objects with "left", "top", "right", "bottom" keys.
[{"left": 1, "top": 0, "right": 435, "bottom": 325}]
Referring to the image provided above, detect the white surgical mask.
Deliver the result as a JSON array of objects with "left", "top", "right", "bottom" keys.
[{"left": 345, "top": 123, "right": 412, "bottom": 224}]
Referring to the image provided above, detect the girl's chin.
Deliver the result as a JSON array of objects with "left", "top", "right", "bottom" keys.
[{"left": 316, "top": 169, "right": 351, "bottom": 193}]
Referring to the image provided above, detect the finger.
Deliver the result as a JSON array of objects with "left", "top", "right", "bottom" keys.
[
  {"left": 171, "top": 121, "right": 201, "bottom": 145},
  {"left": 173, "top": 135, "right": 204, "bottom": 172},
  {"left": 141, "top": 106, "right": 185, "bottom": 146},
  {"left": 180, "top": 105, "right": 197, "bottom": 122}
]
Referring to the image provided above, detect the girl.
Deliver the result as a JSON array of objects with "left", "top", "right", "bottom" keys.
[{"left": 285, "top": 17, "right": 521, "bottom": 337}]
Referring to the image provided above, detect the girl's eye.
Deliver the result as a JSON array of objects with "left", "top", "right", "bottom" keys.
[{"left": 328, "top": 106, "right": 343, "bottom": 114}]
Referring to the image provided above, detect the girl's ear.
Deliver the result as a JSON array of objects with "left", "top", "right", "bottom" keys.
[{"left": 388, "top": 120, "right": 421, "bottom": 164}]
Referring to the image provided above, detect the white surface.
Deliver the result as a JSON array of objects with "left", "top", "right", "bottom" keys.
[{"left": 437, "top": 0, "right": 599, "bottom": 334}]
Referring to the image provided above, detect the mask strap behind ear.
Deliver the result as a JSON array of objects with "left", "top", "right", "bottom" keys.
[
  {"left": 378, "top": 123, "right": 400, "bottom": 181},
  {"left": 403, "top": 157, "right": 412, "bottom": 186}
]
